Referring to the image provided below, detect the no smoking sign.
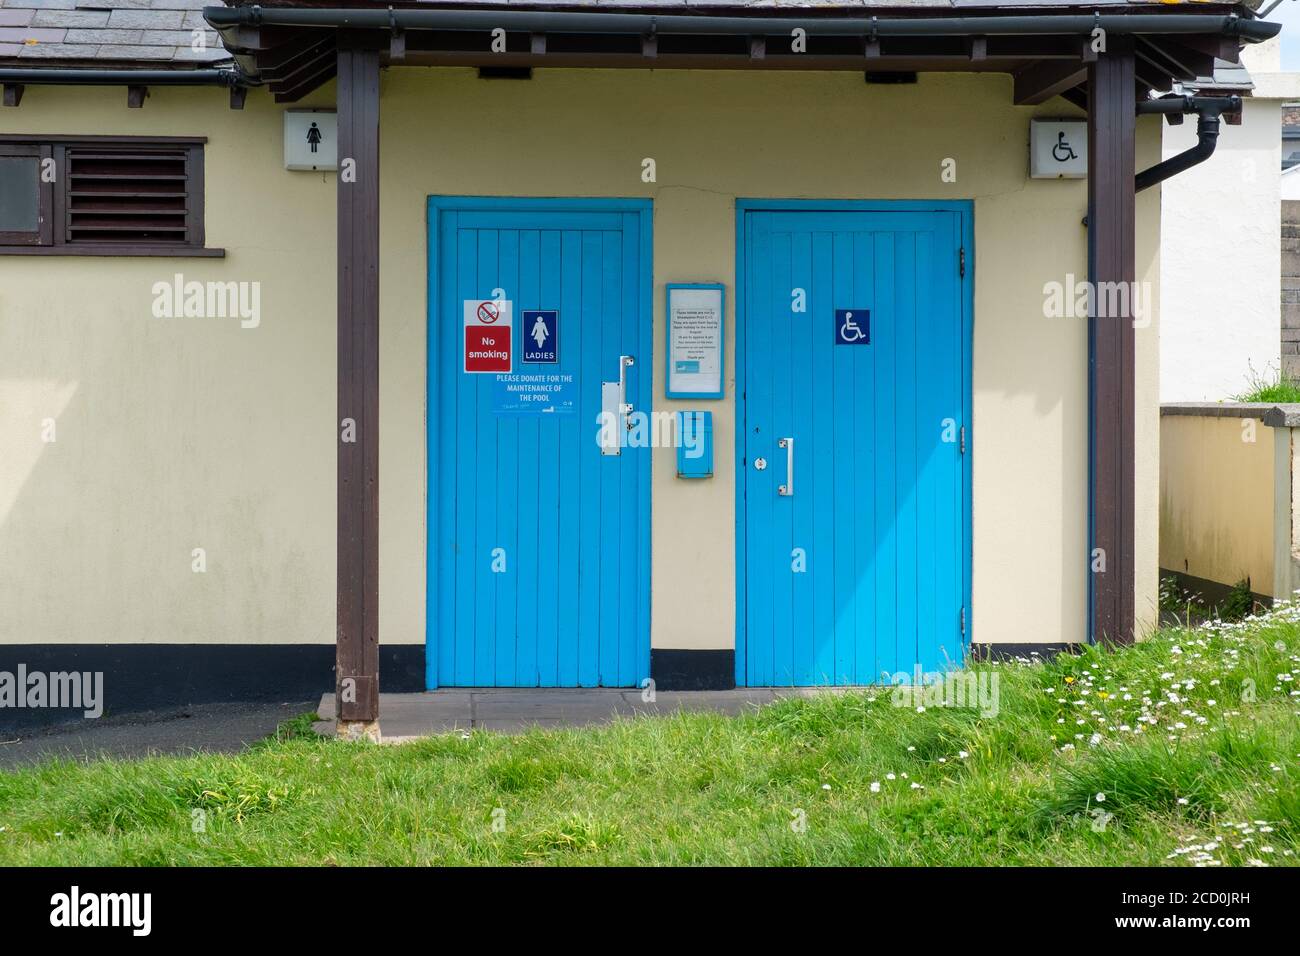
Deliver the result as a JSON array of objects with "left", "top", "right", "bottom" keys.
[{"left": 464, "top": 298, "right": 513, "bottom": 373}]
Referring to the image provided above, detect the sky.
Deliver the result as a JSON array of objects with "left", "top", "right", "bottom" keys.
[{"left": 1273, "top": 0, "right": 1300, "bottom": 70}]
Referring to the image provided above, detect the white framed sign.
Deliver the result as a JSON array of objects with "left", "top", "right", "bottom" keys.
[
  {"left": 1030, "top": 118, "right": 1087, "bottom": 179},
  {"left": 666, "top": 283, "right": 725, "bottom": 399},
  {"left": 284, "top": 109, "right": 337, "bottom": 171}
]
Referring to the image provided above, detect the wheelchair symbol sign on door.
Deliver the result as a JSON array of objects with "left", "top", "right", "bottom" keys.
[{"left": 834, "top": 308, "right": 871, "bottom": 346}]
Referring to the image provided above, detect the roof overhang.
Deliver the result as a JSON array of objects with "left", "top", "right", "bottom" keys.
[{"left": 201, "top": 4, "right": 1280, "bottom": 105}]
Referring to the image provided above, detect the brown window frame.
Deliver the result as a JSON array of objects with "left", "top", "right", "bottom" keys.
[
  {"left": 0, "top": 143, "right": 52, "bottom": 246},
  {"left": 0, "top": 135, "right": 223, "bottom": 258}
]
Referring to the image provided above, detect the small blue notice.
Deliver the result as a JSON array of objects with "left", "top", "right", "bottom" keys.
[
  {"left": 492, "top": 372, "right": 576, "bottom": 415},
  {"left": 522, "top": 310, "right": 558, "bottom": 363},
  {"left": 834, "top": 308, "right": 870, "bottom": 346}
]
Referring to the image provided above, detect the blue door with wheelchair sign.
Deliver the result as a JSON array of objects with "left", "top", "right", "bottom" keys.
[
  {"left": 737, "top": 202, "right": 971, "bottom": 686},
  {"left": 427, "top": 198, "right": 652, "bottom": 687}
]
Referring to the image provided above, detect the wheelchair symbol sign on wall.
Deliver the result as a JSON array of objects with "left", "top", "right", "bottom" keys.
[
  {"left": 834, "top": 309, "right": 871, "bottom": 346},
  {"left": 1052, "top": 131, "right": 1078, "bottom": 163},
  {"left": 1030, "top": 119, "right": 1087, "bottom": 179}
]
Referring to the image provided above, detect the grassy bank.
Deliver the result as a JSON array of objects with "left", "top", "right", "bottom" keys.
[{"left": 1, "top": 610, "right": 1298, "bottom": 865}]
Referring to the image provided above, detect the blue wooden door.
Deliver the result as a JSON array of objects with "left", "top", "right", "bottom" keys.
[
  {"left": 739, "top": 205, "right": 969, "bottom": 686},
  {"left": 427, "top": 199, "right": 652, "bottom": 688}
]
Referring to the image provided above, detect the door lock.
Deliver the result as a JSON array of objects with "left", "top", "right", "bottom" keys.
[
  {"left": 754, "top": 457, "right": 767, "bottom": 471},
  {"left": 601, "top": 354, "right": 636, "bottom": 456}
]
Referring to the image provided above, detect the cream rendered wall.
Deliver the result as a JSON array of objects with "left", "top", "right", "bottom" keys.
[
  {"left": 0, "top": 84, "right": 337, "bottom": 646},
  {"left": 1160, "top": 414, "right": 1274, "bottom": 595},
  {"left": 0, "top": 68, "right": 1161, "bottom": 656}
]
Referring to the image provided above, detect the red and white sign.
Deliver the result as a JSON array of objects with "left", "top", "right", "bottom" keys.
[{"left": 463, "top": 298, "right": 512, "bottom": 373}]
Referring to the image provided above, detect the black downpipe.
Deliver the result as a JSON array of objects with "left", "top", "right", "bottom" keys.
[{"left": 1134, "top": 95, "right": 1241, "bottom": 192}]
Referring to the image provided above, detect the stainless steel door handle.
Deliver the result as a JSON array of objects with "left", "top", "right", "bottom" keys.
[
  {"left": 777, "top": 437, "right": 793, "bottom": 496},
  {"left": 619, "top": 355, "right": 634, "bottom": 425}
]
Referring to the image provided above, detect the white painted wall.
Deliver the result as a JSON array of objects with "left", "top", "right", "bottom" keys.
[
  {"left": 1159, "top": 96, "right": 1282, "bottom": 401},
  {"left": 1282, "top": 164, "right": 1300, "bottom": 200}
]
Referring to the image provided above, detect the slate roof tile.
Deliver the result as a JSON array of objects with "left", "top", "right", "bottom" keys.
[
  {"left": 105, "top": 9, "right": 183, "bottom": 29},
  {"left": 91, "top": 41, "right": 174, "bottom": 58},
  {"left": 17, "top": 41, "right": 101, "bottom": 57},
  {"left": 30, "top": 11, "right": 112, "bottom": 28}
]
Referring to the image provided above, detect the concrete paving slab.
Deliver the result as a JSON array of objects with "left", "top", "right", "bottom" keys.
[{"left": 313, "top": 686, "right": 855, "bottom": 740}]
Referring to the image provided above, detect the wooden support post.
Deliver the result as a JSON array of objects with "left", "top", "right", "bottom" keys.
[
  {"left": 2, "top": 84, "right": 23, "bottom": 108},
  {"left": 126, "top": 85, "right": 147, "bottom": 108},
  {"left": 1087, "top": 38, "right": 1137, "bottom": 646},
  {"left": 336, "top": 46, "right": 382, "bottom": 737}
]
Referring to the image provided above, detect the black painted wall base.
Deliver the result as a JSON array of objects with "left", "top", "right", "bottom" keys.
[
  {"left": 0, "top": 644, "right": 425, "bottom": 733},
  {"left": 968, "top": 643, "right": 1080, "bottom": 662},
  {"left": 650, "top": 649, "right": 735, "bottom": 690}
]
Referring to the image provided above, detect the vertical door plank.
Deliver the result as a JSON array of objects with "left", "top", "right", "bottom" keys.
[
  {"left": 453, "top": 227, "right": 480, "bottom": 686},
  {"left": 474, "top": 229, "right": 500, "bottom": 684},
  {"left": 576, "top": 231, "right": 604, "bottom": 686},
  {"left": 536, "top": 229, "right": 564, "bottom": 686},
  {"left": 556, "top": 229, "right": 583, "bottom": 685},
  {"left": 790, "top": 230, "right": 816, "bottom": 686},
  {"left": 515, "top": 229, "right": 542, "bottom": 686},
  {"left": 495, "top": 230, "right": 522, "bottom": 686},
  {"left": 852, "top": 229, "right": 878, "bottom": 684}
]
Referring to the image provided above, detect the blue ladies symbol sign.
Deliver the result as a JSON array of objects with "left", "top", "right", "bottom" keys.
[{"left": 522, "top": 310, "right": 558, "bottom": 363}]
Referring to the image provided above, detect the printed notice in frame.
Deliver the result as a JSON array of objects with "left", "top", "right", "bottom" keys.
[{"left": 666, "top": 283, "right": 725, "bottom": 399}]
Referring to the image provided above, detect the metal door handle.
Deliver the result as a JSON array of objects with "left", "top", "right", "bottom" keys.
[
  {"left": 619, "top": 355, "right": 635, "bottom": 426},
  {"left": 777, "top": 437, "right": 793, "bottom": 496}
]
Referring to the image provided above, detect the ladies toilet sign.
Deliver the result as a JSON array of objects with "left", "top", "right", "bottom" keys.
[
  {"left": 464, "top": 298, "right": 513, "bottom": 373},
  {"left": 283, "top": 109, "right": 338, "bottom": 171}
]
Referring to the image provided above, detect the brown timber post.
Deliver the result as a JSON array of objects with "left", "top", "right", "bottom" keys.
[
  {"left": 336, "top": 44, "right": 382, "bottom": 737},
  {"left": 1086, "top": 37, "right": 1137, "bottom": 646}
]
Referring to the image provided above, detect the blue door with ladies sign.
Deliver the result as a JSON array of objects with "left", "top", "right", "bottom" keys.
[{"left": 427, "top": 198, "right": 653, "bottom": 688}]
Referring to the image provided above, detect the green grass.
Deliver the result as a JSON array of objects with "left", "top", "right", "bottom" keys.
[
  {"left": 1233, "top": 370, "right": 1300, "bottom": 404},
  {"left": 2, "top": 610, "right": 1299, "bottom": 866}
]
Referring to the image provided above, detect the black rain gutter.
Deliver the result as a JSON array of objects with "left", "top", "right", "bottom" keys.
[
  {"left": 1134, "top": 95, "right": 1241, "bottom": 192},
  {"left": 202, "top": 7, "right": 1279, "bottom": 43},
  {"left": 0, "top": 67, "right": 250, "bottom": 88}
]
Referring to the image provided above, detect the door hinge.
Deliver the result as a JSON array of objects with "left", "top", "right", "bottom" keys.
[
  {"left": 959, "top": 246, "right": 966, "bottom": 278},
  {"left": 960, "top": 606, "right": 966, "bottom": 635},
  {"left": 959, "top": 425, "right": 966, "bottom": 454}
]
